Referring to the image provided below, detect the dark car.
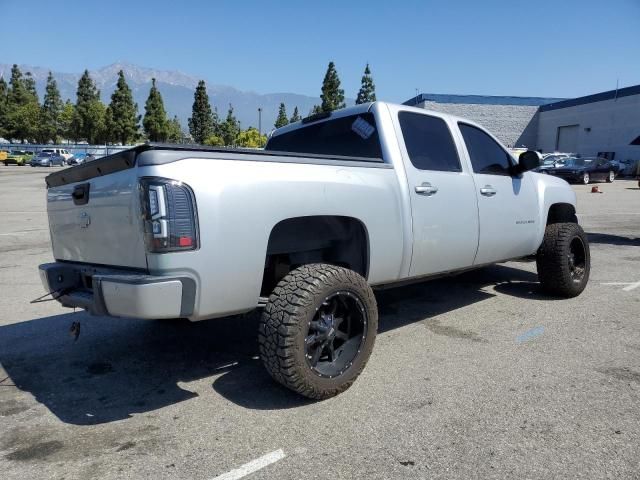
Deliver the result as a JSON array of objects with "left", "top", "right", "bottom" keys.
[
  {"left": 30, "top": 152, "right": 66, "bottom": 167},
  {"left": 546, "top": 156, "right": 618, "bottom": 184}
]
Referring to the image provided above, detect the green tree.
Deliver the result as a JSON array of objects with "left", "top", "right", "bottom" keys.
[
  {"left": 274, "top": 102, "right": 289, "bottom": 128},
  {"left": 166, "top": 115, "right": 183, "bottom": 143},
  {"left": 24, "top": 72, "right": 37, "bottom": 98},
  {"left": 236, "top": 127, "right": 267, "bottom": 148},
  {"left": 143, "top": 78, "right": 169, "bottom": 142},
  {"left": 59, "top": 100, "right": 75, "bottom": 142},
  {"left": 310, "top": 105, "right": 322, "bottom": 115},
  {"left": 40, "top": 72, "right": 64, "bottom": 143},
  {"left": 102, "top": 105, "right": 115, "bottom": 144},
  {"left": 355, "top": 63, "right": 377, "bottom": 104},
  {"left": 108, "top": 70, "right": 139, "bottom": 145},
  {"left": 6, "top": 65, "right": 40, "bottom": 142},
  {"left": 0, "top": 77, "right": 8, "bottom": 138},
  {"left": 289, "top": 106, "right": 301, "bottom": 123},
  {"left": 203, "top": 134, "right": 225, "bottom": 146},
  {"left": 188, "top": 80, "right": 216, "bottom": 143},
  {"left": 72, "top": 70, "right": 103, "bottom": 143},
  {"left": 220, "top": 104, "right": 240, "bottom": 146},
  {"left": 320, "top": 61, "right": 345, "bottom": 112}
]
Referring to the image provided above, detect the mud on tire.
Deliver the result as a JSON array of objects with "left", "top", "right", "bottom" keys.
[
  {"left": 258, "top": 263, "right": 378, "bottom": 399},
  {"left": 536, "top": 222, "right": 590, "bottom": 298}
]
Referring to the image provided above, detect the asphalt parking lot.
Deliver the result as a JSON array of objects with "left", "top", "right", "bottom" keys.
[{"left": 0, "top": 165, "right": 639, "bottom": 480}]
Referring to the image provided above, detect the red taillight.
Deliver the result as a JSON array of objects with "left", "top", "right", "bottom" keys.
[{"left": 140, "top": 178, "right": 199, "bottom": 253}]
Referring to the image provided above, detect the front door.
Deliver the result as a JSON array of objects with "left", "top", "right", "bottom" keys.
[
  {"left": 397, "top": 111, "right": 480, "bottom": 277},
  {"left": 457, "top": 123, "right": 540, "bottom": 265}
]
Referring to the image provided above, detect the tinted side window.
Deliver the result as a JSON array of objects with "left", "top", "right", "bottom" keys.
[
  {"left": 459, "top": 123, "right": 512, "bottom": 175},
  {"left": 399, "top": 112, "right": 461, "bottom": 172},
  {"left": 265, "top": 113, "right": 382, "bottom": 159}
]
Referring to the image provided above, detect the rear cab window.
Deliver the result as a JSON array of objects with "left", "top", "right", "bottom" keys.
[
  {"left": 265, "top": 113, "right": 383, "bottom": 160},
  {"left": 398, "top": 111, "right": 461, "bottom": 172}
]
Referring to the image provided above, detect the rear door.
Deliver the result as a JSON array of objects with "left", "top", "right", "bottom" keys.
[
  {"left": 457, "top": 123, "right": 540, "bottom": 265},
  {"left": 396, "top": 110, "right": 480, "bottom": 276}
]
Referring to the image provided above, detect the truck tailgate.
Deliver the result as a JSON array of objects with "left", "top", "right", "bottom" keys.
[{"left": 46, "top": 168, "right": 147, "bottom": 269}]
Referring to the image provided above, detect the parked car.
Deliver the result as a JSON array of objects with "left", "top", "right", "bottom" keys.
[
  {"left": 546, "top": 156, "right": 618, "bottom": 184},
  {"left": 67, "top": 153, "right": 88, "bottom": 165},
  {"left": 41, "top": 148, "right": 73, "bottom": 161},
  {"left": 30, "top": 152, "right": 66, "bottom": 167},
  {"left": 0, "top": 150, "right": 8, "bottom": 162},
  {"left": 39, "top": 102, "right": 589, "bottom": 399},
  {"left": 3, "top": 150, "right": 34, "bottom": 166}
]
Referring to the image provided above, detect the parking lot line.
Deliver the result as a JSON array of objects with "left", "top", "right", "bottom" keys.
[
  {"left": 210, "top": 449, "right": 286, "bottom": 480},
  {"left": 601, "top": 281, "right": 640, "bottom": 291},
  {"left": 516, "top": 326, "right": 545, "bottom": 343}
]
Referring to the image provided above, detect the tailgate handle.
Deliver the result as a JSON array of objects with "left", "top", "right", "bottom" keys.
[{"left": 72, "top": 183, "right": 90, "bottom": 205}]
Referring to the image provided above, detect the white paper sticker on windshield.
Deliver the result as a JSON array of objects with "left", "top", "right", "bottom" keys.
[{"left": 351, "top": 116, "right": 375, "bottom": 140}]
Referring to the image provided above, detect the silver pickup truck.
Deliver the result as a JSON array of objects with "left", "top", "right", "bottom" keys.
[{"left": 39, "top": 101, "right": 590, "bottom": 399}]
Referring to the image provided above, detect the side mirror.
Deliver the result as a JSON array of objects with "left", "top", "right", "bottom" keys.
[{"left": 513, "top": 150, "right": 541, "bottom": 175}]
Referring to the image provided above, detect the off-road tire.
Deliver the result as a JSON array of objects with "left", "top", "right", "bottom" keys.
[
  {"left": 536, "top": 222, "right": 590, "bottom": 297},
  {"left": 259, "top": 264, "right": 377, "bottom": 399}
]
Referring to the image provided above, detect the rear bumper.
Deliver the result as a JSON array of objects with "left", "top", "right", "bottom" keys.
[{"left": 38, "top": 262, "right": 196, "bottom": 320}]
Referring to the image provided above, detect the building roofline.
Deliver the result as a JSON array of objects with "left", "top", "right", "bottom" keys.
[
  {"left": 539, "top": 84, "right": 640, "bottom": 112},
  {"left": 403, "top": 92, "right": 564, "bottom": 107}
]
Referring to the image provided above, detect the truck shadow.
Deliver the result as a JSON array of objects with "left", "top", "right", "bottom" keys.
[{"left": 0, "top": 264, "right": 541, "bottom": 422}]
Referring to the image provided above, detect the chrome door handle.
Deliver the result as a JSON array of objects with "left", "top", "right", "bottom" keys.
[
  {"left": 415, "top": 183, "right": 438, "bottom": 196},
  {"left": 480, "top": 185, "right": 497, "bottom": 197}
]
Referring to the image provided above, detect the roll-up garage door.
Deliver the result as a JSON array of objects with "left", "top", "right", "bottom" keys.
[{"left": 556, "top": 125, "right": 579, "bottom": 153}]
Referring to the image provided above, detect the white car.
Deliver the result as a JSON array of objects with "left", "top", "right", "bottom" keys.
[
  {"left": 41, "top": 148, "right": 73, "bottom": 161},
  {"left": 39, "top": 102, "right": 590, "bottom": 399}
]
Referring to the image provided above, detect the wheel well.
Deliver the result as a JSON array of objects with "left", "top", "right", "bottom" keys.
[
  {"left": 261, "top": 216, "right": 369, "bottom": 295},
  {"left": 546, "top": 203, "right": 577, "bottom": 225}
]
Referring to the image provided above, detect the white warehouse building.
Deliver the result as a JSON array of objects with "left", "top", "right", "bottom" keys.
[
  {"left": 536, "top": 85, "right": 640, "bottom": 162},
  {"left": 406, "top": 85, "right": 640, "bottom": 166}
]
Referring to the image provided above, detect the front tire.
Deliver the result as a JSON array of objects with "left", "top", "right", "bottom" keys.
[
  {"left": 259, "top": 264, "right": 378, "bottom": 399},
  {"left": 606, "top": 170, "right": 615, "bottom": 183},
  {"left": 582, "top": 172, "right": 590, "bottom": 184},
  {"left": 536, "top": 222, "right": 590, "bottom": 297}
]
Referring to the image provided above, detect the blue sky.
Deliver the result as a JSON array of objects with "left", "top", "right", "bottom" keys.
[{"left": 1, "top": 0, "right": 639, "bottom": 102}]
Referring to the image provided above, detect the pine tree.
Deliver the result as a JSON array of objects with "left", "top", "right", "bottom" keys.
[
  {"left": 220, "top": 104, "right": 240, "bottom": 146},
  {"left": 274, "top": 102, "right": 289, "bottom": 128},
  {"left": 40, "top": 72, "right": 63, "bottom": 143},
  {"left": 188, "top": 80, "right": 215, "bottom": 143},
  {"left": 320, "top": 61, "right": 345, "bottom": 112},
  {"left": 6, "top": 65, "right": 40, "bottom": 142},
  {"left": 143, "top": 78, "right": 169, "bottom": 142},
  {"left": 108, "top": 70, "right": 139, "bottom": 145},
  {"left": 289, "top": 106, "right": 301, "bottom": 123},
  {"left": 72, "top": 70, "right": 103, "bottom": 143},
  {"left": 356, "top": 63, "right": 377, "bottom": 104},
  {"left": 0, "top": 77, "right": 8, "bottom": 138},
  {"left": 166, "top": 115, "right": 183, "bottom": 143},
  {"left": 24, "top": 72, "right": 38, "bottom": 99}
]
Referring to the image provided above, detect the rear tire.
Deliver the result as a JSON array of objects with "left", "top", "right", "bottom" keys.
[
  {"left": 259, "top": 264, "right": 377, "bottom": 399},
  {"left": 606, "top": 170, "right": 615, "bottom": 183},
  {"left": 536, "top": 222, "right": 590, "bottom": 298},
  {"left": 582, "top": 172, "right": 590, "bottom": 184}
]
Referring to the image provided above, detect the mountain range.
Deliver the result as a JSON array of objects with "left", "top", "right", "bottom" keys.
[{"left": 0, "top": 62, "right": 339, "bottom": 132}]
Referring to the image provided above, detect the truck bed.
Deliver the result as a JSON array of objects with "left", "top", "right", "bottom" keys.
[{"left": 45, "top": 143, "right": 387, "bottom": 188}]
